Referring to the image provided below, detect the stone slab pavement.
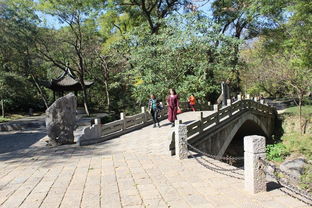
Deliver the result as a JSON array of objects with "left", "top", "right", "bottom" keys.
[{"left": 0, "top": 111, "right": 310, "bottom": 208}]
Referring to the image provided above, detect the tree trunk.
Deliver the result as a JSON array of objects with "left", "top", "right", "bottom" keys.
[
  {"left": 31, "top": 74, "right": 49, "bottom": 109},
  {"left": 1, "top": 99, "right": 4, "bottom": 118},
  {"left": 99, "top": 55, "right": 111, "bottom": 111},
  {"left": 298, "top": 95, "right": 303, "bottom": 135},
  {"left": 231, "top": 43, "right": 241, "bottom": 93},
  {"left": 81, "top": 84, "right": 90, "bottom": 116},
  {"left": 104, "top": 80, "right": 110, "bottom": 111}
]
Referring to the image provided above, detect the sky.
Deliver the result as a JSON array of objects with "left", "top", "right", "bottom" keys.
[
  {"left": 36, "top": 11, "right": 64, "bottom": 29},
  {"left": 36, "top": 0, "right": 213, "bottom": 30}
]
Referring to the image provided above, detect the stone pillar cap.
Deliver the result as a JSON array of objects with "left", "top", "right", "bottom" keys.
[{"left": 244, "top": 135, "right": 266, "bottom": 153}]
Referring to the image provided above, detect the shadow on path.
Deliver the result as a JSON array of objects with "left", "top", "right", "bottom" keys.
[{"left": 0, "top": 131, "right": 46, "bottom": 154}]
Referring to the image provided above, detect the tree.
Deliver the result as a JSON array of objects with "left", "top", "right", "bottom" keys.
[
  {"left": 110, "top": 0, "right": 190, "bottom": 34},
  {"left": 240, "top": 39, "right": 289, "bottom": 98},
  {"left": 37, "top": 0, "right": 104, "bottom": 115},
  {"left": 0, "top": 72, "right": 35, "bottom": 117},
  {"left": 211, "top": 0, "right": 287, "bottom": 92},
  {"left": 0, "top": 0, "right": 49, "bottom": 109},
  {"left": 241, "top": 0, "right": 312, "bottom": 134},
  {"left": 115, "top": 14, "right": 240, "bottom": 104}
]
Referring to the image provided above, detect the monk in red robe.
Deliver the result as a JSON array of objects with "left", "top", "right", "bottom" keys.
[{"left": 167, "top": 89, "right": 179, "bottom": 127}]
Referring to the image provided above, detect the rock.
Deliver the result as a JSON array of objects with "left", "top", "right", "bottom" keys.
[
  {"left": 46, "top": 93, "right": 77, "bottom": 145},
  {"left": 280, "top": 158, "right": 307, "bottom": 179}
]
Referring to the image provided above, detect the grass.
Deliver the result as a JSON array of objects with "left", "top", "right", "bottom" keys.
[
  {"left": 0, "top": 117, "right": 11, "bottom": 123},
  {"left": 282, "top": 133, "right": 312, "bottom": 161},
  {"left": 0, "top": 114, "right": 26, "bottom": 123},
  {"left": 284, "top": 105, "right": 312, "bottom": 116}
]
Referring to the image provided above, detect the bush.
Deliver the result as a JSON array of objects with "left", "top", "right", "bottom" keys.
[
  {"left": 303, "top": 97, "right": 312, "bottom": 106},
  {"left": 266, "top": 143, "right": 290, "bottom": 162}
]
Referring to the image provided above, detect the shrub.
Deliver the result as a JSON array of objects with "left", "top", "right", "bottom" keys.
[{"left": 266, "top": 143, "right": 290, "bottom": 162}]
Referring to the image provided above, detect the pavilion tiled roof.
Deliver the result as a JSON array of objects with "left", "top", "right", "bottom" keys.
[{"left": 43, "top": 68, "right": 94, "bottom": 92}]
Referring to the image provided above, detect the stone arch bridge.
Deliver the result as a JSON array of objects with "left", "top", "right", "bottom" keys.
[
  {"left": 171, "top": 99, "right": 277, "bottom": 158},
  {"left": 79, "top": 98, "right": 276, "bottom": 159}
]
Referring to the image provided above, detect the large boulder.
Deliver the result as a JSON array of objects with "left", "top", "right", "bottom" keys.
[
  {"left": 280, "top": 157, "right": 307, "bottom": 180},
  {"left": 46, "top": 93, "right": 77, "bottom": 145}
]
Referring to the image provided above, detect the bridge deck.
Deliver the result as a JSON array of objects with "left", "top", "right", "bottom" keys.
[
  {"left": 0, "top": 111, "right": 309, "bottom": 208},
  {"left": 95, "top": 111, "right": 214, "bottom": 155}
]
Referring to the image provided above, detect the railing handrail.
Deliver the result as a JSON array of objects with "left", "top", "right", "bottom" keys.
[
  {"left": 183, "top": 99, "right": 275, "bottom": 140},
  {"left": 96, "top": 100, "right": 213, "bottom": 138}
]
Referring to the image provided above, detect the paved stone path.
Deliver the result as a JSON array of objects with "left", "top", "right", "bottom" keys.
[
  {"left": 0, "top": 130, "right": 46, "bottom": 154},
  {"left": 0, "top": 112, "right": 310, "bottom": 208}
]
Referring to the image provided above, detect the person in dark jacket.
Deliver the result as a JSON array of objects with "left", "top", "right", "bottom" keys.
[{"left": 148, "top": 94, "right": 161, "bottom": 128}]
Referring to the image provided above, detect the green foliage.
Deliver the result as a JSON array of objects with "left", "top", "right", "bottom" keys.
[
  {"left": 241, "top": 0, "right": 312, "bottom": 100},
  {"left": 0, "top": 0, "right": 311, "bottom": 118},
  {"left": 114, "top": 14, "right": 241, "bottom": 104},
  {"left": 266, "top": 143, "right": 290, "bottom": 162},
  {"left": 0, "top": 72, "right": 42, "bottom": 111},
  {"left": 0, "top": 117, "right": 11, "bottom": 123}
]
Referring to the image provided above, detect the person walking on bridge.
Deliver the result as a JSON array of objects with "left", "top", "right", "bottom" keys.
[
  {"left": 148, "top": 94, "right": 161, "bottom": 128},
  {"left": 188, "top": 94, "right": 196, "bottom": 111},
  {"left": 167, "top": 89, "right": 179, "bottom": 127}
]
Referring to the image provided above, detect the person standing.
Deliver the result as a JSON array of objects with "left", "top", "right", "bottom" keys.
[
  {"left": 188, "top": 94, "right": 196, "bottom": 111},
  {"left": 167, "top": 89, "right": 179, "bottom": 127},
  {"left": 148, "top": 94, "right": 161, "bottom": 128}
]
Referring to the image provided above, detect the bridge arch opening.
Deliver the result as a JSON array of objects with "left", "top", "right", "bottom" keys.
[{"left": 223, "top": 119, "right": 270, "bottom": 166}]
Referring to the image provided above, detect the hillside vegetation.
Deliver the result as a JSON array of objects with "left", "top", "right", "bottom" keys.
[{"left": 267, "top": 105, "right": 312, "bottom": 192}]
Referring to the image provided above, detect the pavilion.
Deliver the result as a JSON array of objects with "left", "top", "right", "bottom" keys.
[{"left": 43, "top": 68, "right": 94, "bottom": 101}]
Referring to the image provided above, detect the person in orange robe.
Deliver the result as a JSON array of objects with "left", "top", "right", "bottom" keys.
[{"left": 188, "top": 94, "right": 196, "bottom": 111}]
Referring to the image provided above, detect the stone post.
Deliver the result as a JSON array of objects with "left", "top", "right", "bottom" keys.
[
  {"left": 175, "top": 119, "right": 182, "bottom": 126},
  {"left": 244, "top": 135, "right": 266, "bottom": 194},
  {"left": 227, "top": 99, "right": 232, "bottom": 116},
  {"left": 213, "top": 104, "right": 219, "bottom": 112},
  {"left": 94, "top": 118, "right": 102, "bottom": 137},
  {"left": 237, "top": 94, "right": 242, "bottom": 101},
  {"left": 175, "top": 123, "right": 188, "bottom": 159},
  {"left": 213, "top": 104, "right": 220, "bottom": 124},
  {"left": 227, "top": 99, "right": 232, "bottom": 106},
  {"left": 120, "top": 112, "right": 126, "bottom": 131},
  {"left": 94, "top": 118, "right": 101, "bottom": 125},
  {"left": 141, "top": 106, "right": 147, "bottom": 123},
  {"left": 198, "top": 112, "right": 203, "bottom": 133}
]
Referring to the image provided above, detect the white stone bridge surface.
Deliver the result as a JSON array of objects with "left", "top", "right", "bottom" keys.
[{"left": 0, "top": 111, "right": 310, "bottom": 207}]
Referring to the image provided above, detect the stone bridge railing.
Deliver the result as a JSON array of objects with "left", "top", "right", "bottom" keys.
[
  {"left": 171, "top": 97, "right": 276, "bottom": 156},
  {"left": 77, "top": 101, "right": 212, "bottom": 146},
  {"left": 77, "top": 106, "right": 168, "bottom": 146}
]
